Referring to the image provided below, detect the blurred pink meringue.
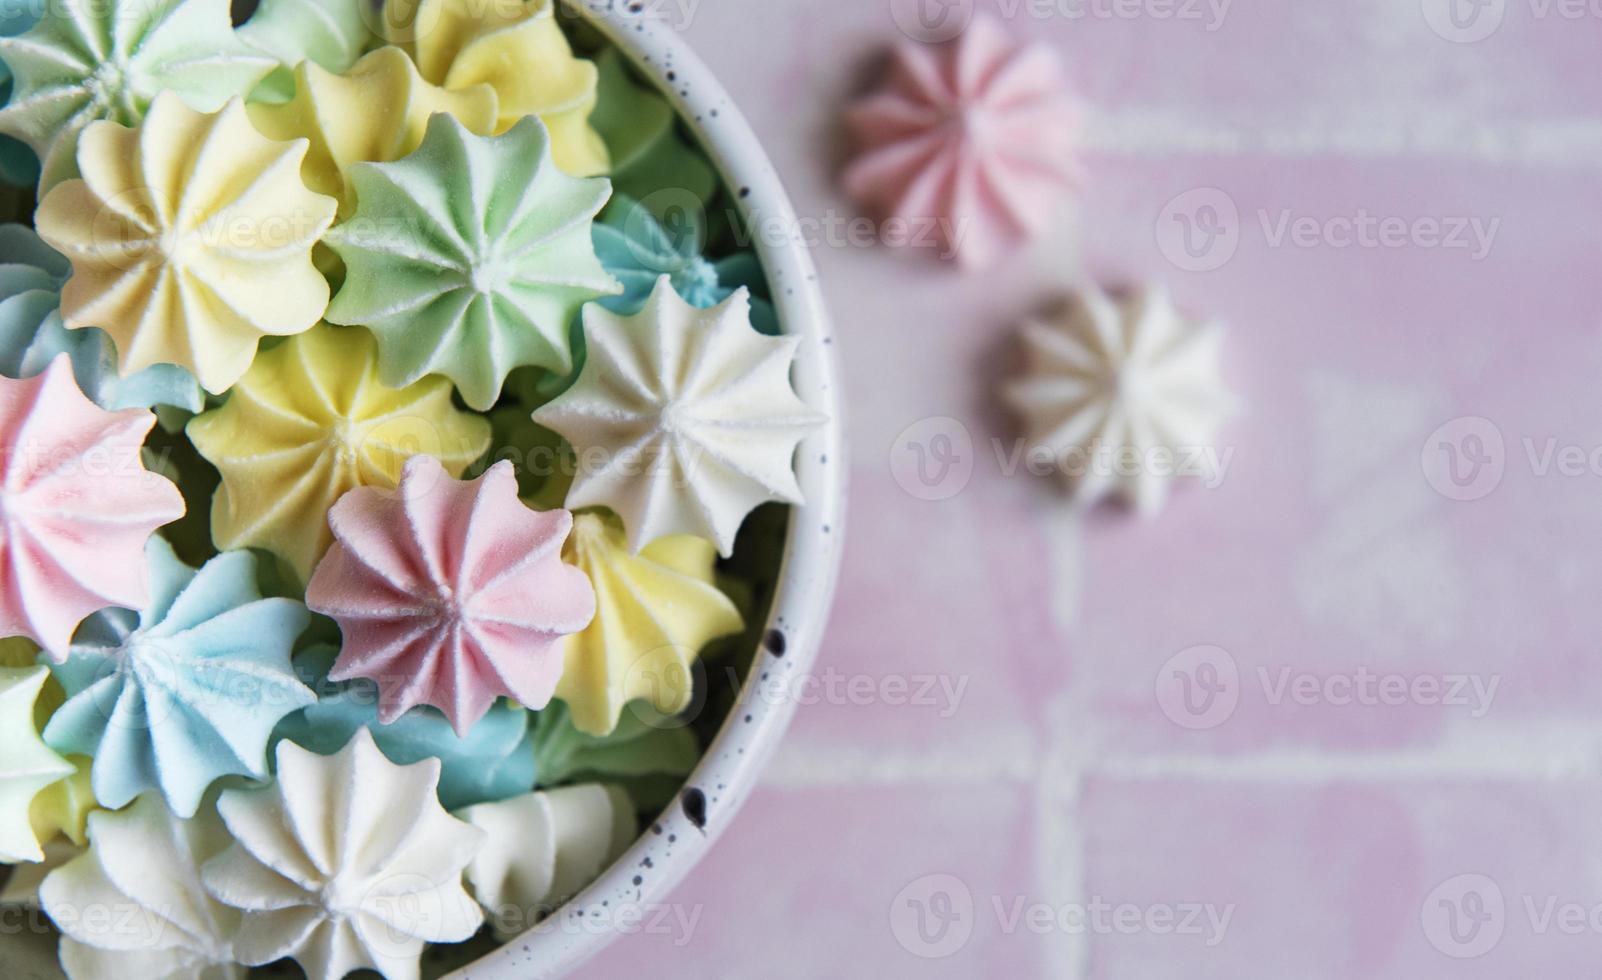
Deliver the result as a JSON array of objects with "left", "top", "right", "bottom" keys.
[{"left": 843, "top": 15, "right": 1080, "bottom": 270}]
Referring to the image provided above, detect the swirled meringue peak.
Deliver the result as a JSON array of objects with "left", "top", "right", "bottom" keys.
[
  {"left": 43, "top": 538, "right": 314, "bottom": 817},
  {"left": 246, "top": 46, "right": 498, "bottom": 214},
  {"left": 460, "top": 784, "right": 634, "bottom": 936},
  {"left": 201, "top": 729, "right": 486, "bottom": 980},
  {"left": 533, "top": 277, "right": 824, "bottom": 555},
  {"left": 843, "top": 14, "right": 1079, "bottom": 270},
  {"left": 35, "top": 92, "right": 338, "bottom": 394},
  {"left": 325, "top": 113, "right": 619, "bottom": 411},
  {"left": 0, "top": 0, "right": 276, "bottom": 189},
  {"left": 185, "top": 324, "right": 493, "bottom": 584},
  {"left": 0, "top": 665, "right": 73, "bottom": 862},
  {"left": 553, "top": 512, "right": 742, "bottom": 736},
  {"left": 39, "top": 792, "right": 241, "bottom": 980},
  {"left": 274, "top": 646, "right": 537, "bottom": 811},
  {"left": 382, "top": 0, "right": 608, "bottom": 175},
  {"left": 1003, "top": 284, "right": 1239, "bottom": 516},
  {"left": 238, "top": 0, "right": 375, "bottom": 104},
  {"left": 307, "top": 456, "right": 596, "bottom": 734},
  {"left": 0, "top": 224, "right": 203, "bottom": 413},
  {"left": 0, "top": 356, "right": 184, "bottom": 656}
]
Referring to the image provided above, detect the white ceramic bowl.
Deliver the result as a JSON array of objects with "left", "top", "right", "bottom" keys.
[{"left": 452, "top": 4, "right": 844, "bottom": 977}]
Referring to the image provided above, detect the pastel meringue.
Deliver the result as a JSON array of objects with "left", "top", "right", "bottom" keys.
[
  {"left": 595, "top": 194, "right": 778, "bottom": 335},
  {"left": 381, "top": 0, "right": 608, "bottom": 175},
  {"left": 533, "top": 278, "right": 823, "bottom": 555},
  {"left": 202, "top": 729, "right": 486, "bottom": 980},
  {"left": 0, "top": 3, "right": 42, "bottom": 188},
  {"left": 1002, "top": 284, "right": 1238, "bottom": 515},
  {"left": 307, "top": 456, "right": 596, "bottom": 734},
  {"left": 238, "top": 0, "right": 375, "bottom": 103},
  {"left": 274, "top": 647, "right": 537, "bottom": 811},
  {"left": 533, "top": 700, "right": 699, "bottom": 811},
  {"left": 0, "top": 224, "right": 203, "bottom": 413},
  {"left": 552, "top": 512, "right": 743, "bottom": 736},
  {"left": 0, "top": 356, "right": 184, "bottom": 655},
  {"left": 843, "top": 14, "right": 1079, "bottom": 269},
  {"left": 590, "top": 48, "right": 717, "bottom": 214},
  {"left": 324, "top": 113, "right": 619, "bottom": 410},
  {"left": 459, "top": 784, "right": 634, "bottom": 934},
  {"left": 185, "top": 324, "right": 493, "bottom": 583},
  {"left": 0, "top": 836, "right": 75, "bottom": 907},
  {"left": 38, "top": 792, "right": 241, "bottom": 980},
  {"left": 43, "top": 538, "right": 314, "bottom": 817},
  {"left": 246, "top": 45, "right": 498, "bottom": 213},
  {"left": 0, "top": 666, "right": 73, "bottom": 862},
  {"left": 35, "top": 93, "right": 338, "bottom": 394},
  {"left": 0, "top": 0, "right": 276, "bottom": 189}
]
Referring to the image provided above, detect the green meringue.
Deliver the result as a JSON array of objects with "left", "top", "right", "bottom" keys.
[
  {"left": 0, "top": 0, "right": 277, "bottom": 189},
  {"left": 237, "top": 0, "right": 375, "bottom": 104},
  {"left": 591, "top": 48, "right": 718, "bottom": 225},
  {"left": 324, "top": 113, "right": 619, "bottom": 411}
]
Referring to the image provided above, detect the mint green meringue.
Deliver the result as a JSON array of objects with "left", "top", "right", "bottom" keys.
[
  {"left": 324, "top": 113, "right": 619, "bottom": 411},
  {"left": 237, "top": 0, "right": 375, "bottom": 104}
]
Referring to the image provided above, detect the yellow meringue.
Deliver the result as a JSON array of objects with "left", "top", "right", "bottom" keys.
[
  {"left": 186, "top": 325, "right": 493, "bottom": 583},
  {"left": 381, "top": 0, "right": 608, "bottom": 175},
  {"left": 34, "top": 93, "right": 337, "bottom": 394}
]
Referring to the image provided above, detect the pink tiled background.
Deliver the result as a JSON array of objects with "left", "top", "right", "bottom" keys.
[{"left": 590, "top": 0, "right": 1602, "bottom": 975}]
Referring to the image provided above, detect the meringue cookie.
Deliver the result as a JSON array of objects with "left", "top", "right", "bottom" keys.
[
  {"left": 459, "top": 784, "right": 634, "bottom": 934},
  {"left": 274, "top": 647, "right": 537, "bottom": 811},
  {"left": 594, "top": 194, "right": 777, "bottom": 335},
  {"left": 44, "top": 538, "right": 314, "bottom": 817},
  {"left": 0, "top": 4, "right": 42, "bottom": 187},
  {"left": 533, "top": 278, "right": 824, "bottom": 555},
  {"left": 382, "top": 0, "right": 608, "bottom": 175},
  {"left": 590, "top": 48, "right": 717, "bottom": 214},
  {"left": 247, "top": 45, "right": 498, "bottom": 214},
  {"left": 0, "top": 666, "right": 73, "bottom": 862},
  {"left": 238, "top": 0, "right": 374, "bottom": 103},
  {"left": 307, "top": 456, "right": 596, "bottom": 734},
  {"left": 533, "top": 700, "right": 698, "bottom": 811},
  {"left": 843, "top": 14, "right": 1079, "bottom": 269},
  {"left": 35, "top": 93, "right": 338, "bottom": 394},
  {"left": 0, "top": 836, "right": 75, "bottom": 907},
  {"left": 186, "top": 324, "right": 493, "bottom": 583},
  {"left": 202, "top": 729, "right": 486, "bottom": 980},
  {"left": 0, "top": 0, "right": 275, "bottom": 189},
  {"left": 552, "top": 512, "right": 742, "bottom": 736},
  {"left": 1003, "top": 284, "right": 1238, "bottom": 515},
  {"left": 39, "top": 792, "right": 241, "bottom": 980},
  {"left": 0, "top": 224, "right": 203, "bottom": 414},
  {"left": 324, "top": 113, "right": 619, "bottom": 410},
  {"left": 0, "top": 637, "right": 100, "bottom": 848},
  {"left": 0, "top": 356, "right": 184, "bottom": 655}
]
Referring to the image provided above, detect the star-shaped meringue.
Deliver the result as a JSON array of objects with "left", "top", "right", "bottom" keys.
[
  {"left": 1003, "top": 284, "right": 1238, "bottom": 515},
  {"left": 307, "top": 456, "right": 596, "bottom": 735},
  {"left": 0, "top": 666, "right": 73, "bottom": 862},
  {"left": 533, "top": 277, "right": 824, "bottom": 555}
]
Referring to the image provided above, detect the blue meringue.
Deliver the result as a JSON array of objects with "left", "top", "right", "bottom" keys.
[
  {"left": 43, "top": 538, "right": 314, "bottom": 817},
  {"left": 593, "top": 194, "right": 777, "bottom": 335},
  {"left": 274, "top": 647, "right": 538, "bottom": 811},
  {"left": 0, "top": 225, "right": 204, "bottom": 413}
]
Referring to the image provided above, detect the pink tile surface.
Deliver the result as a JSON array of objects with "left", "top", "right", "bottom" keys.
[{"left": 588, "top": 1, "right": 1602, "bottom": 975}]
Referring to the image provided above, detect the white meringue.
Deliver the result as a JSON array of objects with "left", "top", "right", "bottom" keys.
[
  {"left": 458, "top": 784, "right": 635, "bottom": 937},
  {"left": 200, "top": 729, "right": 485, "bottom": 980},
  {"left": 38, "top": 793, "right": 243, "bottom": 980},
  {"left": 1003, "top": 284, "right": 1237, "bottom": 516},
  {"left": 533, "top": 277, "right": 825, "bottom": 555}
]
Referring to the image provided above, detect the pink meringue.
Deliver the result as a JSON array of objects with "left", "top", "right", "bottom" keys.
[
  {"left": 0, "top": 356, "right": 184, "bottom": 656},
  {"left": 843, "top": 15, "right": 1079, "bottom": 269},
  {"left": 306, "top": 456, "right": 596, "bottom": 735}
]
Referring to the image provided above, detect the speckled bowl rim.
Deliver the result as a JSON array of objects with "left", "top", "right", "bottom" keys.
[{"left": 450, "top": 3, "right": 845, "bottom": 977}]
